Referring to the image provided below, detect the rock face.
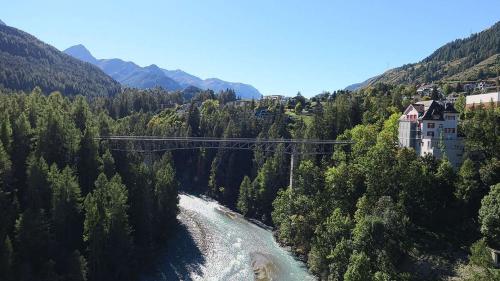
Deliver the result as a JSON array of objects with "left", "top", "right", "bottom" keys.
[{"left": 64, "top": 44, "right": 262, "bottom": 99}]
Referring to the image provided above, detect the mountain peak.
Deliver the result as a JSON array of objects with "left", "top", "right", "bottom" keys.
[
  {"left": 146, "top": 64, "right": 161, "bottom": 71},
  {"left": 0, "top": 19, "right": 5, "bottom": 26},
  {"left": 64, "top": 44, "right": 97, "bottom": 64},
  {"left": 65, "top": 43, "right": 262, "bottom": 99}
]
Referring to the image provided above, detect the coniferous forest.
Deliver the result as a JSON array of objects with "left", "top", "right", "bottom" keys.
[{"left": 0, "top": 83, "right": 498, "bottom": 280}]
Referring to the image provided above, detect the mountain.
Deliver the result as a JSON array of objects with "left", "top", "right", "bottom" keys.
[
  {"left": 0, "top": 24, "right": 120, "bottom": 96},
  {"left": 344, "top": 75, "right": 381, "bottom": 91},
  {"left": 63, "top": 44, "right": 98, "bottom": 64},
  {"left": 121, "top": 64, "right": 182, "bottom": 90},
  {"left": 0, "top": 19, "right": 5, "bottom": 26},
  {"left": 64, "top": 45, "right": 262, "bottom": 99},
  {"left": 163, "top": 69, "right": 204, "bottom": 88},
  {"left": 346, "top": 21, "right": 500, "bottom": 91},
  {"left": 66, "top": 47, "right": 182, "bottom": 91},
  {"left": 202, "top": 78, "right": 261, "bottom": 98}
]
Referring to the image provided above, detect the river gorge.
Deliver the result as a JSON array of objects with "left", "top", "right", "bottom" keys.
[{"left": 146, "top": 194, "right": 315, "bottom": 281}]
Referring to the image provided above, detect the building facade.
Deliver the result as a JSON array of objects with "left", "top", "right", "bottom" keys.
[{"left": 398, "top": 100, "right": 463, "bottom": 168}]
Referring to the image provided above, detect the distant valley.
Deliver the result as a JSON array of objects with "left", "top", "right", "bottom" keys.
[{"left": 64, "top": 44, "right": 262, "bottom": 99}]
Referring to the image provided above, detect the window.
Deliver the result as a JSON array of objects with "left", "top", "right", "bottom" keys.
[
  {"left": 446, "top": 115, "right": 456, "bottom": 120},
  {"left": 427, "top": 131, "right": 434, "bottom": 137},
  {"left": 406, "top": 114, "right": 417, "bottom": 121},
  {"left": 439, "top": 124, "right": 443, "bottom": 129},
  {"left": 427, "top": 123, "right": 435, "bottom": 128},
  {"left": 444, "top": 128, "right": 456, "bottom": 134}
]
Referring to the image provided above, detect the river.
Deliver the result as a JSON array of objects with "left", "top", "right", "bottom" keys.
[{"left": 145, "top": 193, "right": 315, "bottom": 281}]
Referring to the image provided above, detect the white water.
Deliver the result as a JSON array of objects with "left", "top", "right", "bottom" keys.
[{"left": 146, "top": 194, "right": 315, "bottom": 281}]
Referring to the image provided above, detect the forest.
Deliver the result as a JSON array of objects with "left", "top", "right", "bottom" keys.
[
  {"left": 0, "top": 24, "right": 120, "bottom": 97},
  {"left": 0, "top": 83, "right": 499, "bottom": 281}
]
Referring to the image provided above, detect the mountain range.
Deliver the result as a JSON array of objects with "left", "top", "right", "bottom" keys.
[
  {"left": 64, "top": 44, "right": 262, "bottom": 99},
  {"left": 345, "top": 21, "right": 500, "bottom": 91},
  {"left": 0, "top": 22, "right": 120, "bottom": 96}
]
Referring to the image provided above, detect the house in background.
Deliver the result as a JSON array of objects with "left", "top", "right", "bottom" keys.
[
  {"left": 262, "top": 95, "right": 285, "bottom": 102},
  {"left": 398, "top": 100, "right": 463, "bottom": 168},
  {"left": 445, "top": 92, "right": 461, "bottom": 104}
]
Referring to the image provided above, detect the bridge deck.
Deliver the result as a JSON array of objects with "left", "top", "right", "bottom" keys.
[{"left": 97, "top": 136, "right": 352, "bottom": 155}]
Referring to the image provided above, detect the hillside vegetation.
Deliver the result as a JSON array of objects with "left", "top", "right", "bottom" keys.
[
  {"left": 347, "top": 21, "right": 500, "bottom": 90},
  {"left": 0, "top": 25, "right": 121, "bottom": 96}
]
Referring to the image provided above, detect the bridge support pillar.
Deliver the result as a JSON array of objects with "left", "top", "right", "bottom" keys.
[{"left": 289, "top": 146, "right": 297, "bottom": 189}]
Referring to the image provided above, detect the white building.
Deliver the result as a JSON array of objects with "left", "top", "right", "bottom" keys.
[
  {"left": 263, "top": 95, "right": 285, "bottom": 101},
  {"left": 398, "top": 100, "right": 463, "bottom": 168},
  {"left": 465, "top": 92, "right": 499, "bottom": 109}
]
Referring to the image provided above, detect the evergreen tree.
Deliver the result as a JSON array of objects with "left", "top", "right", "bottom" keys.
[
  {"left": 48, "top": 165, "right": 84, "bottom": 276},
  {"left": 77, "top": 126, "right": 100, "bottom": 195},
  {"left": 100, "top": 149, "right": 116, "bottom": 178},
  {"left": 15, "top": 208, "right": 52, "bottom": 281},
  {"left": 0, "top": 113, "right": 13, "bottom": 154},
  {"left": 11, "top": 113, "right": 32, "bottom": 194},
  {"left": 25, "top": 155, "right": 50, "bottom": 211},
  {"left": 236, "top": 176, "right": 252, "bottom": 216},
  {"left": 84, "top": 174, "right": 133, "bottom": 281},
  {"left": 153, "top": 155, "right": 178, "bottom": 242},
  {"left": 36, "top": 103, "right": 80, "bottom": 167},
  {"left": 456, "top": 158, "right": 481, "bottom": 202}
]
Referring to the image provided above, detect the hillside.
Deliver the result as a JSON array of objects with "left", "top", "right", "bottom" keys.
[
  {"left": 346, "top": 21, "right": 500, "bottom": 90},
  {"left": 0, "top": 24, "right": 120, "bottom": 96},
  {"left": 64, "top": 44, "right": 262, "bottom": 99}
]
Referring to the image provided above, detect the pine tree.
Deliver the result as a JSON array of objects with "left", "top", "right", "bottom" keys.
[
  {"left": 49, "top": 165, "right": 83, "bottom": 271},
  {"left": 77, "top": 126, "right": 100, "bottom": 195},
  {"left": 153, "top": 155, "right": 178, "bottom": 242},
  {"left": 0, "top": 142, "right": 11, "bottom": 189},
  {"left": 84, "top": 173, "right": 133, "bottom": 281},
  {"left": 100, "top": 149, "right": 115, "bottom": 178},
  {"left": 11, "top": 113, "right": 32, "bottom": 193},
  {"left": 25, "top": 155, "right": 50, "bottom": 211},
  {"left": 0, "top": 113, "right": 13, "bottom": 154},
  {"left": 15, "top": 208, "right": 51, "bottom": 280},
  {"left": 237, "top": 176, "right": 252, "bottom": 216}
]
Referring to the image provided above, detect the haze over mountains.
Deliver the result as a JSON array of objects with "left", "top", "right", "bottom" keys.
[
  {"left": 64, "top": 44, "right": 262, "bottom": 99},
  {"left": 346, "top": 21, "right": 500, "bottom": 91}
]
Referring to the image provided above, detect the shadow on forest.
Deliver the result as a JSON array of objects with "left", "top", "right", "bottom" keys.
[{"left": 145, "top": 221, "right": 206, "bottom": 281}]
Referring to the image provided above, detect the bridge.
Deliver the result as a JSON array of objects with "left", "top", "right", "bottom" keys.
[{"left": 97, "top": 136, "right": 352, "bottom": 188}]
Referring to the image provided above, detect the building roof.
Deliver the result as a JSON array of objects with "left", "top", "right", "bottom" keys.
[{"left": 403, "top": 100, "right": 458, "bottom": 121}]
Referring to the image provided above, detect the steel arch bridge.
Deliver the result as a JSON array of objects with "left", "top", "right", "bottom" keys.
[{"left": 96, "top": 136, "right": 353, "bottom": 188}]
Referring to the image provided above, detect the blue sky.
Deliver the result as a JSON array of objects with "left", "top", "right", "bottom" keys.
[{"left": 2, "top": 0, "right": 499, "bottom": 96}]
